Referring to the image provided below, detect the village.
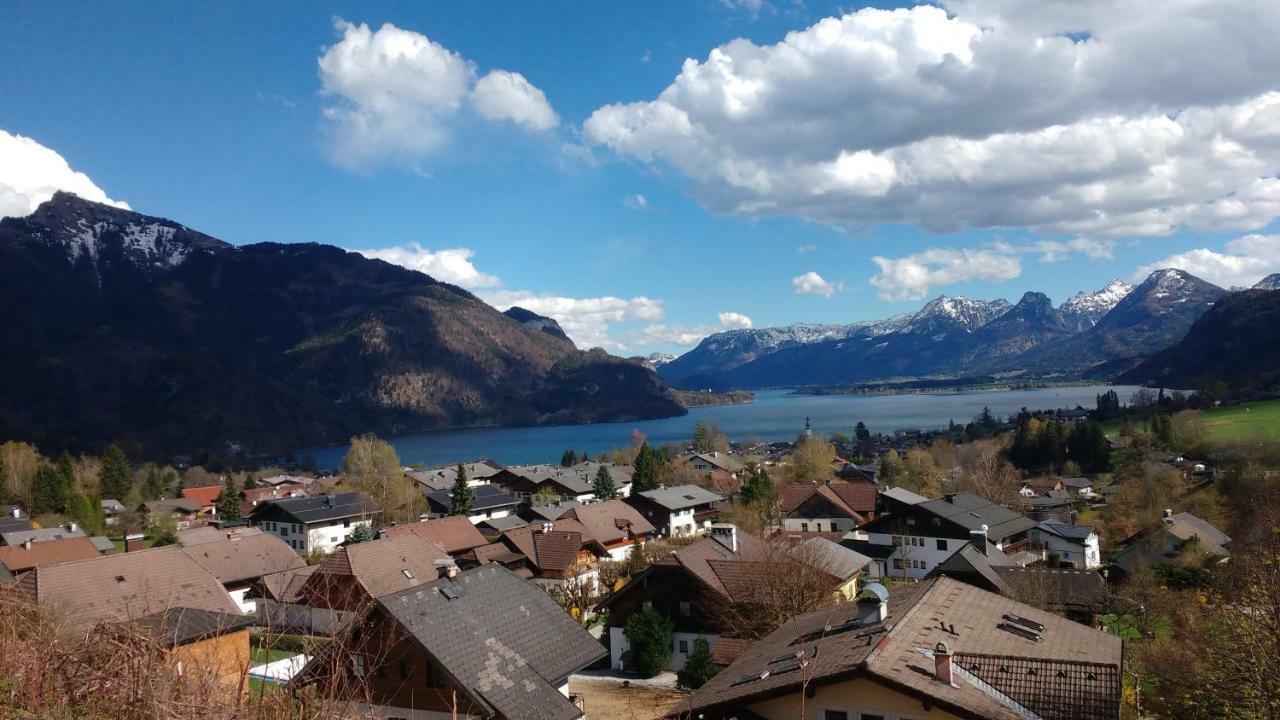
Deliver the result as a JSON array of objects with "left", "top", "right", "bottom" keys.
[{"left": 0, "top": 396, "right": 1252, "bottom": 720}]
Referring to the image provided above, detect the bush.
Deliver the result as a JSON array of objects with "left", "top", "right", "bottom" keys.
[
  {"left": 677, "top": 638, "right": 717, "bottom": 689},
  {"left": 624, "top": 607, "right": 674, "bottom": 678}
]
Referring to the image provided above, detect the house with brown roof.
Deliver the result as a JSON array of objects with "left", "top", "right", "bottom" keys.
[
  {"left": 181, "top": 485, "right": 225, "bottom": 515},
  {"left": 238, "top": 482, "right": 307, "bottom": 518},
  {"left": 180, "top": 531, "right": 305, "bottom": 613},
  {"left": 625, "top": 484, "right": 725, "bottom": 537},
  {"left": 780, "top": 479, "right": 877, "bottom": 533},
  {"left": 554, "top": 498, "right": 655, "bottom": 561},
  {"left": 293, "top": 564, "right": 605, "bottom": 720},
  {"left": 299, "top": 533, "right": 454, "bottom": 612},
  {"left": 138, "top": 497, "right": 204, "bottom": 530},
  {"left": 496, "top": 520, "right": 609, "bottom": 594},
  {"left": 1110, "top": 509, "right": 1231, "bottom": 581},
  {"left": 380, "top": 514, "right": 490, "bottom": 555},
  {"left": 676, "top": 576, "right": 1122, "bottom": 720},
  {"left": 599, "top": 525, "right": 871, "bottom": 673},
  {"left": 928, "top": 542, "right": 1112, "bottom": 624},
  {"left": 493, "top": 462, "right": 636, "bottom": 502},
  {"left": 248, "top": 564, "right": 321, "bottom": 632},
  {"left": 0, "top": 535, "right": 101, "bottom": 582}
]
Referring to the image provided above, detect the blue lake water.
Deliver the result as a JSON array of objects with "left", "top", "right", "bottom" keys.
[{"left": 308, "top": 385, "right": 1140, "bottom": 469}]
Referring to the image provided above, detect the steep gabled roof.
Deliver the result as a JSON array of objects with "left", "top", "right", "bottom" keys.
[
  {"left": 499, "top": 521, "right": 602, "bottom": 573},
  {"left": 383, "top": 515, "right": 490, "bottom": 554},
  {"left": 181, "top": 485, "right": 224, "bottom": 508},
  {"left": 307, "top": 533, "right": 451, "bottom": 601},
  {"left": 557, "top": 499, "right": 654, "bottom": 545},
  {"left": 180, "top": 532, "right": 304, "bottom": 584}
]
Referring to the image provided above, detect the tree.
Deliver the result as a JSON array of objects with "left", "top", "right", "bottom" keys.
[
  {"left": 691, "top": 421, "right": 729, "bottom": 454},
  {"left": 142, "top": 467, "right": 166, "bottom": 501},
  {"left": 879, "top": 449, "right": 904, "bottom": 483},
  {"left": 901, "top": 448, "right": 943, "bottom": 497},
  {"left": 31, "top": 465, "right": 67, "bottom": 516},
  {"left": 592, "top": 465, "right": 617, "bottom": 500},
  {"left": 624, "top": 607, "right": 674, "bottom": 678},
  {"left": 854, "top": 421, "right": 875, "bottom": 460},
  {"left": 677, "top": 638, "right": 717, "bottom": 689},
  {"left": 98, "top": 445, "right": 132, "bottom": 502},
  {"left": 215, "top": 473, "right": 242, "bottom": 521},
  {"left": 0, "top": 451, "right": 7, "bottom": 506},
  {"left": 739, "top": 465, "right": 776, "bottom": 508},
  {"left": 342, "top": 434, "right": 415, "bottom": 524},
  {"left": 560, "top": 449, "right": 579, "bottom": 467},
  {"left": 449, "top": 463, "right": 474, "bottom": 516},
  {"left": 0, "top": 441, "right": 41, "bottom": 510},
  {"left": 784, "top": 438, "right": 836, "bottom": 485},
  {"left": 344, "top": 523, "right": 375, "bottom": 545},
  {"left": 955, "top": 440, "right": 1020, "bottom": 504},
  {"left": 62, "top": 481, "right": 101, "bottom": 534},
  {"left": 242, "top": 472, "right": 259, "bottom": 491},
  {"left": 632, "top": 443, "right": 659, "bottom": 493}
]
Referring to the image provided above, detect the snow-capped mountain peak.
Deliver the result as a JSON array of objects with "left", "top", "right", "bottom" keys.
[
  {"left": 1059, "top": 279, "right": 1133, "bottom": 330},
  {"left": 1253, "top": 273, "right": 1280, "bottom": 290},
  {"left": 646, "top": 352, "right": 676, "bottom": 366},
  {"left": 905, "top": 295, "right": 1011, "bottom": 334}
]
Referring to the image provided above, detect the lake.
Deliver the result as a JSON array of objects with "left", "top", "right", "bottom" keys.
[{"left": 308, "top": 385, "right": 1141, "bottom": 469}]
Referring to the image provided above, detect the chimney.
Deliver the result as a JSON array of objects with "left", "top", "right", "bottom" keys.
[
  {"left": 22, "top": 538, "right": 32, "bottom": 550},
  {"left": 970, "top": 524, "right": 988, "bottom": 555},
  {"left": 709, "top": 523, "right": 738, "bottom": 553},
  {"left": 67, "top": 522, "right": 78, "bottom": 533},
  {"left": 934, "top": 641, "right": 955, "bottom": 685},
  {"left": 856, "top": 587, "right": 889, "bottom": 625},
  {"left": 10, "top": 507, "right": 19, "bottom": 519},
  {"left": 1162, "top": 508, "right": 1174, "bottom": 523},
  {"left": 124, "top": 533, "right": 146, "bottom": 553},
  {"left": 944, "top": 493, "right": 957, "bottom": 504},
  {"left": 541, "top": 521, "right": 554, "bottom": 534},
  {"left": 434, "top": 557, "right": 459, "bottom": 579}
]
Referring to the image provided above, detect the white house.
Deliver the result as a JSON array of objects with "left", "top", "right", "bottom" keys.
[
  {"left": 625, "top": 485, "right": 724, "bottom": 537},
  {"left": 248, "top": 492, "right": 379, "bottom": 555},
  {"left": 1029, "top": 522, "right": 1103, "bottom": 569}
]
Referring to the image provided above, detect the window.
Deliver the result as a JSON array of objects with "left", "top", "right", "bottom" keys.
[
  {"left": 892, "top": 559, "right": 903, "bottom": 570},
  {"left": 936, "top": 539, "right": 947, "bottom": 551},
  {"left": 823, "top": 711, "right": 849, "bottom": 720},
  {"left": 678, "top": 639, "right": 689, "bottom": 654},
  {"left": 801, "top": 523, "right": 809, "bottom": 532},
  {"left": 278, "top": 527, "right": 287, "bottom": 537},
  {"left": 892, "top": 536, "right": 903, "bottom": 546},
  {"left": 344, "top": 520, "right": 351, "bottom": 528}
]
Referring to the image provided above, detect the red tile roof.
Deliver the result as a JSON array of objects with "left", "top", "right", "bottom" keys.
[{"left": 181, "top": 485, "right": 224, "bottom": 508}]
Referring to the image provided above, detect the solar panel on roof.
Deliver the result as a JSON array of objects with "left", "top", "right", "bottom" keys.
[
  {"left": 440, "top": 587, "right": 459, "bottom": 600},
  {"left": 769, "top": 649, "right": 805, "bottom": 664},
  {"left": 1004, "top": 613, "right": 1046, "bottom": 633},
  {"left": 771, "top": 660, "right": 807, "bottom": 676},
  {"left": 997, "top": 622, "right": 1041, "bottom": 641},
  {"left": 732, "top": 670, "right": 770, "bottom": 686}
]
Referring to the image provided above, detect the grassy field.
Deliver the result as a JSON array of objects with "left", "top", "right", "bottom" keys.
[
  {"left": 1100, "top": 398, "right": 1280, "bottom": 444},
  {"left": 249, "top": 646, "right": 297, "bottom": 666}
]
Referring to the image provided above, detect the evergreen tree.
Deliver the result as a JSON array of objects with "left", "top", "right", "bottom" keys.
[
  {"left": 56, "top": 452, "right": 75, "bottom": 487},
  {"left": 0, "top": 451, "right": 7, "bottom": 506},
  {"left": 142, "top": 467, "right": 166, "bottom": 500},
  {"left": 625, "top": 535, "right": 646, "bottom": 575},
  {"left": 98, "top": 445, "right": 132, "bottom": 502},
  {"left": 243, "top": 473, "right": 259, "bottom": 491},
  {"left": 739, "top": 466, "right": 776, "bottom": 507},
  {"left": 62, "top": 481, "right": 99, "bottom": 534},
  {"left": 560, "top": 449, "right": 579, "bottom": 467},
  {"left": 976, "top": 406, "right": 998, "bottom": 433},
  {"left": 632, "top": 443, "right": 659, "bottom": 493},
  {"left": 581, "top": 451, "right": 589, "bottom": 462},
  {"left": 31, "top": 465, "right": 66, "bottom": 516},
  {"left": 345, "top": 523, "right": 375, "bottom": 545},
  {"left": 592, "top": 465, "right": 617, "bottom": 500},
  {"left": 854, "top": 421, "right": 875, "bottom": 460},
  {"left": 677, "top": 638, "right": 717, "bottom": 689},
  {"left": 449, "top": 463, "right": 474, "bottom": 516},
  {"left": 215, "top": 473, "right": 242, "bottom": 521},
  {"left": 624, "top": 607, "right": 674, "bottom": 678}
]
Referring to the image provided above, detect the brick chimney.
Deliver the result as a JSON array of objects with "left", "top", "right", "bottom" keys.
[
  {"left": 970, "top": 524, "right": 989, "bottom": 555},
  {"left": 934, "top": 641, "right": 955, "bottom": 685},
  {"left": 124, "top": 533, "right": 146, "bottom": 553}
]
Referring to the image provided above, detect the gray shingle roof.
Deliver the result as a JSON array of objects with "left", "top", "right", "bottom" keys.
[
  {"left": 135, "top": 607, "right": 255, "bottom": 648},
  {"left": 918, "top": 492, "right": 1038, "bottom": 540},
  {"left": 376, "top": 564, "right": 605, "bottom": 720},
  {"left": 427, "top": 484, "right": 520, "bottom": 513},
  {"left": 252, "top": 492, "right": 379, "bottom": 524},
  {"left": 1038, "top": 522, "right": 1095, "bottom": 541},
  {"left": 1, "top": 525, "right": 87, "bottom": 546},
  {"left": 636, "top": 484, "right": 724, "bottom": 510}
]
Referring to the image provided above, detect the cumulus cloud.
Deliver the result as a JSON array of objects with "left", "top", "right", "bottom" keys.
[
  {"left": 1134, "top": 234, "right": 1280, "bottom": 289},
  {"left": 0, "top": 130, "right": 129, "bottom": 219},
  {"left": 318, "top": 19, "right": 557, "bottom": 170},
  {"left": 354, "top": 244, "right": 501, "bottom": 288},
  {"left": 717, "top": 311, "right": 753, "bottom": 329},
  {"left": 584, "top": 2, "right": 1280, "bottom": 236},
  {"left": 870, "top": 247, "right": 1022, "bottom": 302},
  {"left": 471, "top": 70, "right": 558, "bottom": 130},
  {"left": 1031, "top": 237, "right": 1116, "bottom": 263},
  {"left": 483, "top": 290, "right": 664, "bottom": 350},
  {"left": 792, "top": 271, "right": 841, "bottom": 298}
]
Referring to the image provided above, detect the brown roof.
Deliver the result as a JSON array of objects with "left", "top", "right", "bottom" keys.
[
  {"left": 181, "top": 485, "right": 224, "bottom": 508},
  {"left": 657, "top": 532, "right": 768, "bottom": 597},
  {"left": 0, "top": 536, "right": 101, "bottom": 574},
  {"left": 15, "top": 546, "right": 241, "bottom": 632},
  {"left": 710, "top": 637, "right": 752, "bottom": 666},
  {"left": 500, "top": 521, "right": 601, "bottom": 573},
  {"left": 180, "top": 532, "right": 305, "bottom": 585},
  {"left": 557, "top": 499, "right": 655, "bottom": 545},
  {"left": 780, "top": 480, "right": 872, "bottom": 520},
  {"left": 176, "top": 526, "right": 263, "bottom": 545},
  {"left": 382, "top": 515, "right": 489, "bottom": 554},
  {"left": 242, "top": 483, "right": 307, "bottom": 503},
  {"left": 827, "top": 479, "right": 877, "bottom": 513},
  {"left": 683, "top": 576, "right": 1122, "bottom": 720},
  {"left": 255, "top": 565, "right": 319, "bottom": 603},
  {"left": 307, "top": 533, "right": 451, "bottom": 600}
]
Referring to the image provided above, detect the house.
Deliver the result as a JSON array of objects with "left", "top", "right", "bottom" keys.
[
  {"left": 248, "top": 492, "right": 379, "bottom": 555},
  {"left": 100, "top": 499, "right": 125, "bottom": 526},
  {"left": 1018, "top": 477, "right": 1065, "bottom": 498},
  {"left": 496, "top": 520, "right": 608, "bottom": 593},
  {"left": 180, "top": 530, "right": 306, "bottom": 613},
  {"left": 599, "top": 525, "right": 871, "bottom": 673},
  {"left": 877, "top": 485, "right": 928, "bottom": 516},
  {"left": 522, "top": 499, "right": 582, "bottom": 523},
  {"left": 380, "top": 514, "right": 490, "bottom": 555},
  {"left": 132, "top": 607, "right": 256, "bottom": 700},
  {"left": 1111, "top": 509, "right": 1231, "bottom": 580},
  {"left": 1028, "top": 521, "right": 1102, "bottom": 569},
  {"left": 248, "top": 564, "right": 320, "bottom": 633},
  {"left": 292, "top": 563, "right": 605, "bottom": 720},
  {"left": 181, "top": 485, "right": 225, "bottom": 515},
  {"left": 0, "top": 536, "right": 102, "bottom": 582},
  {"left": 177, "top": 525, "right": 263, "bottom": 545},
  {"left": 554, "top": 498, "right": 656, "bottom": 561},
  {"left": 1, "top": 522, "right": 88, "bottom": 546},
  {"left": 1061, "top": 476, "right": 1097, "bottom": 499},
  {"left": 476, "top": 514, "right": 528, "bottom": 535},
  {"left": 0, "top": 505, "right": 29, "bottom": 535},
  {"left": 425, "top": 484, "right": 520, "bottom": 525},
  {"left": 1026, "top": 489, "right": 1075, "bottom": 522},
  {"left": 493, "top": 462, "right": 635, "bottom": 502},
  {"left": 239, "top": 482, "right": 307, "bottom": 517},
  {"left": 780, "top": 479, "right": 877, "bottom": 532},
  {"left": 298, "top": 533, "right": 454, "bottom": 614},
  {"left": 928, "top": 544, "right": 1111, "bottom": 623},
  {"left": 408, "top": 459, "right": 507, "bottom": 492},
  {"left": 680, "top": 452, "right": 746, "bottom": 476},
  {"left": 139, "top": 498, "right": 204, "bottom": 529},
  {"left": 856, "top": 492, "right": 1037, "bottom": 580},
  {"left": 676, "top": 576, "right": 1122, "bottom": 720},
  {"left": 626, "top": 484, "right": 724, "bottom": 537}
]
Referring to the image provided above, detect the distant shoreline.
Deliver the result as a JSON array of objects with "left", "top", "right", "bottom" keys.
[
  {"left": 669, "top": 388, "right": 755, "bottom": 408},
  {"left": 790, "top": 376, "right": 1107, "bottom": 398}
]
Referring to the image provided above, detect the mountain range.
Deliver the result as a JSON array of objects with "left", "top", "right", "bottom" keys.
[
  {"left": 0, "top": 193, "right": 683, "bottom": 460},
  {"left": 660, "top": 270, "right": 1235, "bottom": 390}
]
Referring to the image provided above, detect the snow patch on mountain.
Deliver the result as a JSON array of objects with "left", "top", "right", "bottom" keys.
[
  {"left": 1253, "top": 273, "right": 1280, "bottom": 290},
  {"left": 1059, "top": 279, "right": 1133, "bottom": 329}
]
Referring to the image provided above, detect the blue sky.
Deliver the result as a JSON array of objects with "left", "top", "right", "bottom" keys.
[{"left": 3, "top": 0, "right": 1280, "bottom": 353}]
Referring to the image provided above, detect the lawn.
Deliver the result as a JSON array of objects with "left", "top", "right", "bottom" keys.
[
  {"left": 108, "top": 535, "right": 159, "bottom": 553},
  {"left": 250, "top": 646, "right": 298, "bottom": 666},
  {"left": 1100, "top": 398, "right": 1280, "bottom": 445}
]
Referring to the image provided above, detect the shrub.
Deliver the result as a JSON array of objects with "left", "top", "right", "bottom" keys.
[{"left": 624, "top": 607, "right": 674, "bottom": 678}]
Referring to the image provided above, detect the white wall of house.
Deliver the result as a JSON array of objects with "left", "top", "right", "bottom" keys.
[
  {"left": 866, "top": 532, "right": 966, "bottom": 580},
  {"left": 782, "top": 517, "right": 857, "bottom": 533},
  {"left": 261, "top": 517, "right": 372, "bottom": 555},
  {"left": 667, "top": 508, "right": 704, "bottom": 537},
  {"left": 606, "top": 542, "right": 643, "bottom": 562},
  {"left": 608, "top": 626, "right": 719, "bottom": 672},
  {"left": 464, "top": 507, "right": 513, "bottom": 525},
  {"left": 228, "top": 585, "right": 255, "bottom": 615},
  {"left": 1033, "top": 530, "right": 1102, "bottom": 569}
]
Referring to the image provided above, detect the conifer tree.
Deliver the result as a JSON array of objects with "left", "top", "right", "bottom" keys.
[
  {"left": 560, "top": 449, "right": 579, "bottom": 467},
  {"left": 345, "top": 523, "right": 375, "bottom": 544},
  {"left": 142, "top": 467, "right": 166, "bottom": 500},
  {"left": 31, "top": 465, "right": 65, "bottom": 516},
  {"left": 592, "top": 465, "right": 617, "bottom": 500},
  {"left": 677, "top": 638, "right": 717, "bottom": 689},
  {"left": 215, "top": 473, "right": 242, "bottom": 521},
  {"left": 632, "top": 443, "right": 658, "bottom": 492},
  {"left": 98, "top": 445, "right": 132, "bottom": 502},
  {"left": 449, "top": 463, "right": 474, "bottom": 516}
]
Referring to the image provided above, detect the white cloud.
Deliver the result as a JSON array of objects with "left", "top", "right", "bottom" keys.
[
  {"left": 717, "top": 311, "right": 753, "bottom": 329},
  {"left": 870, "top": 247, "right": 1022, "bottom": 302},
  {"left": 318, "top": 19, "right": 557, "bottom": 170},
  {"left": 622, "top": 193, "right": 649, "bottom": 210},
  {"left": 584, "top": 2, "right": 1280, "bottom": 236},
  {"left": 1134, "top": 233, "right": 1280, "bottom": 289},
  {"left": 792, "top": 271, "right": 841, "bottom": 298},
  {"left": 471, "top": 70, "right": 558, "bottom": 130},
  {"left": 0, "top": 130, "right": 129, "bottom": 219},
  {"left": 354, "top": 244, "right": 501, "bottom": 288},
  {"left": 483, "top": 290, "right": 664, "bottom": 350},
  {"left": 1030, "top": 237, "right": 1116, "bottom": 263}
]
